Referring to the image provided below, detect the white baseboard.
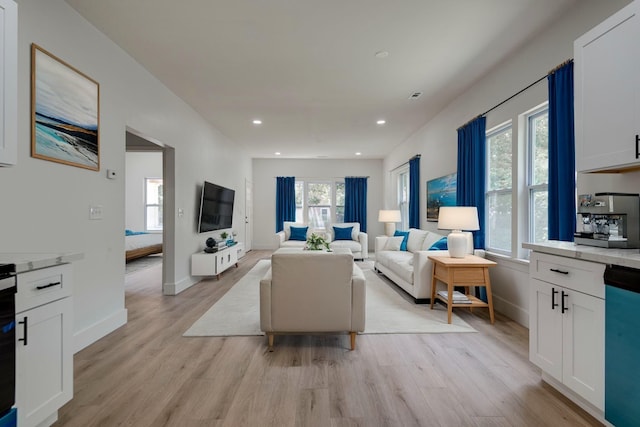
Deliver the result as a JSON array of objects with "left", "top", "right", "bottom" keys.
[
  {"left": 163, "top": 276, "right": 199, "bottom": 295},
  {"left": 493, "top": 294, "right": 529, "bottom": 328},
  {"left": 74, "top": 308, "right": 127, "bottom": 353}
]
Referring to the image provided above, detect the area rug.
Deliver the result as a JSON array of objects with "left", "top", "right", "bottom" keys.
[{"left": 183, "top": 259, "right": 476, "bottom": 337}]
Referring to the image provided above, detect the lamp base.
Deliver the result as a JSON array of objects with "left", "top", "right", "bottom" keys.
[
  {"left": 447, "top": 231, "right": 467, "bottom": 258},
  {"left": 384, "top": 222, "right": 396, "bottom": 237}
]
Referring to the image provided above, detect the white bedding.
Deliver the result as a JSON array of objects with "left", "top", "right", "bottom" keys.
[{"left": 125, "top": 233, "right": 163, "bottom": 251}]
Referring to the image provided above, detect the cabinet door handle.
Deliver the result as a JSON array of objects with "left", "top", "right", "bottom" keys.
[
  {"left": 18, "top": 316, "right": 27, "bottom": 346},
  {"left": 36, "top": 281, "right": 61, "bottom": 290},
  {"left": 636, "top": 134, "right": 639, "bottom": 159},
  {"left": 561, "top": 291, "right": 568, "bottom": 314},
  {"left": 552, "top": 287, "right": 559, "bottom": 309},
  {"left": 550, "top": 268, "right": 569, "bottom": 275}
]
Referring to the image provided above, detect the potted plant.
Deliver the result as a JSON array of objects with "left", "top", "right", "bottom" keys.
[
  {"left": 306, "top": 233, "right": 330, "bottom": 251},
  {"left": 220, "top": 231, "right": 229, "bottom": 240}
]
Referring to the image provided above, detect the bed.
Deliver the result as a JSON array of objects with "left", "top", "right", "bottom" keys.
[{"left": 125, "top": 231, "right": 163, "bottom": 262}]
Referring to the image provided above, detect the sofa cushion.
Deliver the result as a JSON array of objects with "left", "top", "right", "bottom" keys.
[
  {"left": 382, "top": 251, "right": 413, "bottom": 283},
  {"left": 280, "top": 240, "right": 306, "bottom": 248},
  {"left": 429, "top": 236, "right": 448, "bottom": 250},
  {"left": 406, "top": 229, "right": 428, "bottom": 252},
  {"left": 289, "top": 226, "right": 308, "bottom": 241},
  {"left": 329, "top": 239, "right": 362, "bottom": 253},
  {"left": 421, "top": 231, "right": 446, "bottom": 250},
  {"left": 329, "top": 222, "right": 360, "bottom": 241},
  {"left": 384, "top": 236, "right": 404, "bottom": 251},
  {"left": 333, "top": 226, "right": 353, "bottom": 240}
]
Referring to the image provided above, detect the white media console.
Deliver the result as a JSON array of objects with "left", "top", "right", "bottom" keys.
[{"left": 191, "top": 242, "right": 245, "bottom": 279}]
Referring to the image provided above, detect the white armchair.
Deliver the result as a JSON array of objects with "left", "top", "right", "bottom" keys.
[
  {"left": 326, "top": 222, "right": 368, "bottom": 260},
  {"left": 260, "top": 248, "right": 366, "bottom": 350},
  {"left": 275, "top": 221, "right": 311, "bottom": 249}
]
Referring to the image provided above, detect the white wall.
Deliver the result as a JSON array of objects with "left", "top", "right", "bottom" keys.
[
  {"left": 382, "top": 0, "right": 632, "bottom": 326},
  {"left": 125, "top": 151, "right": 162, "bottom": 231},
  {"left": 1, "top": 0, "right": 252, "bottom": 351},
  {"left": 252, "top": 159, "right": 384, "bottom": 250}
]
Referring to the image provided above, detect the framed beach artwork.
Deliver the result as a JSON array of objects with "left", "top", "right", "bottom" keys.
[
  {"left": 31, "top": 44, "right": 100, "bottom": 171},
  {"left": 426, "top": 172, "right": 457, "bottom": 222}
]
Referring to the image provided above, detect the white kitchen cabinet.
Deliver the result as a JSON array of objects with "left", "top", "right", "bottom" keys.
[
  {"left": 15, "top": 264, "right": 73, "bottom": 427},
  {"left": 529, "top": 253, "right": 605, "bottom": 412},
  {"left": 0, "top": 0, "right": 17, "bottom": 166},
  {"left": 574, "top": 0, "right": 640, "bottom": 172},
  {"left": 191, "top": 243, "right": 242, "bottom": 278}
]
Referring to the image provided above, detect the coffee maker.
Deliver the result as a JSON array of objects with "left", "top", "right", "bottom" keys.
[{"left": 574, "top": 193, "right": 640, "bottom": 248}]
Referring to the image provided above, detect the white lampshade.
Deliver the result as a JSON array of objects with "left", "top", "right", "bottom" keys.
[
  {"left": 378, "top": 209, "right": 401, "bottom": 237},
  {"left": 378, "top": 210, "right": 401, "bottom": 223},
  {"left": 437, "top": 206, "right": 479, "bottom": 258},
  {"left": 437, "top": 207, "right": 480, "bottom": 232}
]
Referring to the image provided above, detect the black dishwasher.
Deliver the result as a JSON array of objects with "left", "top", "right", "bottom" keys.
[
  {"left": 604, "top": 264, "right": 640, "bottom": 427},
  {"left": 0, "top": 265, "right": 16, "bottom": 419}
]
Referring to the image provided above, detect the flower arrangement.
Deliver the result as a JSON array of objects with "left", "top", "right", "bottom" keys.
[{"left": 306, "top": 233, "right": 330, "bottom": 251}]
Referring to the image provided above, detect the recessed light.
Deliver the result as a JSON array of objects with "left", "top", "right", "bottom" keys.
[
  {"left": 355, "top": 152, "right": 362, "bottom": 156},
  {"left": 375, "top": 51, "right": 389, "bottom": 59},
  {"left": 376, "top": 119, "right": 386, "bottom": 125},
  {"left": 252, "top": 119, "right": 262, "bottom": 125},
  {"left": 275, "top": 152, "right": 281, "bottom": 155}
]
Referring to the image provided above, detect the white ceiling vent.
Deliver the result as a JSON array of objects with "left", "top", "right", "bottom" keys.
[{"left": 409, "top": 92, "right": 422, "bottom": 99}]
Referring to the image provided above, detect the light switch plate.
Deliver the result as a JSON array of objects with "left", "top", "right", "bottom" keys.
[{"left": 89, "top": 205, "right": 103, "bottom": 220}]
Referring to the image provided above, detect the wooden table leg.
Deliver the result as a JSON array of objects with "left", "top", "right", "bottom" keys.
[
  {"left": 483, "top": 267, "right": 495, "bottom": 324},
  {"left": 446, "top": 267, "right": 454, "bottom": 324},
  {"left": 430, "top": 271, "right": 438, "bottom": 310}
]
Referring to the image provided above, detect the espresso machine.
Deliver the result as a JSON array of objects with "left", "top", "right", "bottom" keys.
[{"left": 574, "top": 193, "right": 640, "bottom": 248}]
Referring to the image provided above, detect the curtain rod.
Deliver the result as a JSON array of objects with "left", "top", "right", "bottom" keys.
[
  {"left": 457, "top": 58, "right": 573, "bottom": 130},
  {"left": 390, "top": 154, "right": 421, "bottom": 173},
  {"left": 273, "top": 176, "right": 369, "bottom": 179}
]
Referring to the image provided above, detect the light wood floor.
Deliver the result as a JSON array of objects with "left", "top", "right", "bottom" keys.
[{"left": 54, "top": 250, "right": 602, "bottom": 427}]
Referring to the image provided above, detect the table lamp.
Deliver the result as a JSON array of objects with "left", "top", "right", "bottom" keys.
[
  {"left": 378, "top": 210, "right": 401, "bottom": 236},
  {"left": 437, "top": 206, "right": 479, "bottom": 258}
]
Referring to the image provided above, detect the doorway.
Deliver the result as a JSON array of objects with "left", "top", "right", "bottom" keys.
[{"left": 125, "top": 131, "right": 166, "bottom": 285}]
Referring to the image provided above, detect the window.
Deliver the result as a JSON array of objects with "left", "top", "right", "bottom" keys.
[
  {"left": 294, "top": 180, "right": 344, "bottom": 229},
  {"left": 295, "top": 180, "right": 304, "bottom": 223},
  {"left": 397, "top": 167, "right": 410, "bottom": 230},
  {"left": 527, "top": 106, "right": 549, "bottom": 244},
  {"left": 145, "top": 178, "right": 163, "bottom": 231},
  {"left": 307, "top": 182, "right": 332, "bottom": 229},
  {"left": 486, "top": 123, "right": 512, "bottom": 254},
  {"left": 335, "top": 182, "right": 345, "bottom": 223}
]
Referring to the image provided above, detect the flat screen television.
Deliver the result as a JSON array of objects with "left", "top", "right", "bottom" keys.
[{"left": 197, "top": 181, "right": 235, "bottom": 233}]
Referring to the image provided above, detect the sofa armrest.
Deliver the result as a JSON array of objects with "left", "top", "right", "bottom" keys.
[
  {"left": 357, "top": 232, "right": 368, "bottom": 259},
  {"left": 351, "top": 264, "right": 366, "bottom": 332},
  {"left": 275, "top": 231, "right": 286, "bottom": 247},
  {"left": 375, "top": 235, "right": 389, "bottom": 254},
  {"left": 259, "top": 268, "right": 273, "bottom": 331}
]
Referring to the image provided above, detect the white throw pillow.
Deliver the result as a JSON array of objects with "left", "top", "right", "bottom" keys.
[{"left": 384, "top": 236, "right": 404, "bottom": 251}]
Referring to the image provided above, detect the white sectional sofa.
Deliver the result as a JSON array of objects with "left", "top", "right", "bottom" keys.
[
  {"left": 374, "top": 229, "right": 484, "bottom": 303},
  {"left": 275, "top": 221, "right": 368, "bottom": 260}
]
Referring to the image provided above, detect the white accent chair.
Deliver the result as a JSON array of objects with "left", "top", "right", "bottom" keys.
[
  {"left": 275, "top": 221, "right": 312, "bottom": 249},
  {"left": 260, "top": 248, "right": 366, "bottom": 350},
  {"left": 327, "top": 222, "right": 368, "bottom": 260}
]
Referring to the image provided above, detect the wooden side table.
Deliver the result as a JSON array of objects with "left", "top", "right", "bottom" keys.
[{"left": 429, "top": 255, "right": 497, "bottom": 324}]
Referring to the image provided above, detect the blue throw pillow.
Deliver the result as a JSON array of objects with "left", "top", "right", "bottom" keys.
[
  {"left": 429, "top": 237, "right": 448, "bottom": 250},
  {"left": 333, "top": 226, "right": 353, "bottom": 240},
  {"left": 394, "top": 230, "right": 409, "bottom": 251},
  {"left": 289, "top": 226, "right": 308, "bottom": 241}
]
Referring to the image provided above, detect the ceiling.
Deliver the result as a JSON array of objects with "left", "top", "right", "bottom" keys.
[{"left": 66, "top": 0, "right": 577, "bottom": 159}]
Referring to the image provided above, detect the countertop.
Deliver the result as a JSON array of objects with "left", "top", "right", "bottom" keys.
[
  {"left": 0, "top": 252, "right": 84, "bottom": 273},
  {"left": 523, "top": 241, "right": 640, "bottom": 269}
]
